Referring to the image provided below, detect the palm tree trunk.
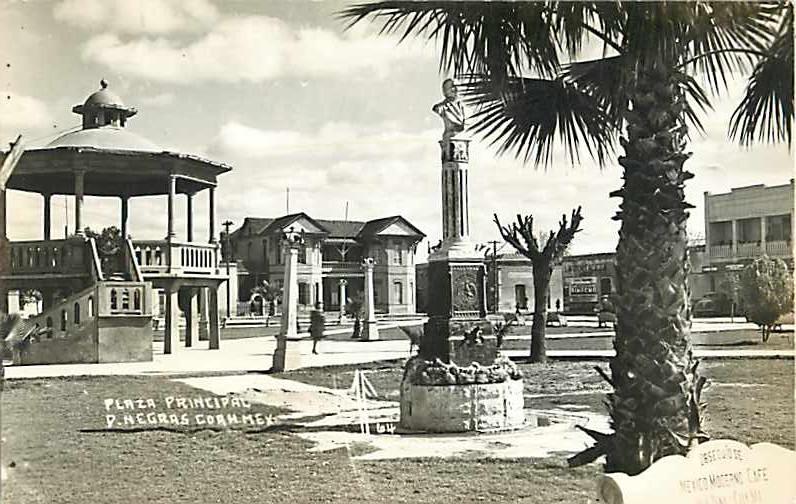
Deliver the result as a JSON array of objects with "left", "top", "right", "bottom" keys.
[
  {"left": 530, "top": 264, "right": 551, "bottom": 363},
  {"left": 608, "top": 63, "right": 706, "bottom": 475}
]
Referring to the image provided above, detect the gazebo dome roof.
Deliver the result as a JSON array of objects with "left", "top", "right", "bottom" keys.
[
  {"left": 45, "top": 127, "right": 161, "bottom": 152},
  {"left": 72, "top": 79, "right": 137, "bottom": 121},
  {"left": 83, "top": 86, "right": 126, "bottom": 109}
]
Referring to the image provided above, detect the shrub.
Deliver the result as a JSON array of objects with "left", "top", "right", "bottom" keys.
[{"left": 740, "top": 256, "right": 794, "bottom": 341}]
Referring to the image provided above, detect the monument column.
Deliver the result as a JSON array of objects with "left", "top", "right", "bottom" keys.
[
  {"left": 425, "top": 79, "right": 489, "bottom": 363},
  {"left": 338, "top": 279, "right": 348, "bottom": 324},
  {"left": 362, "top": 258, "right": 379, "bottom": 341},
  {"left": 273, "top": 231, "right": 303, "bottom": 371},
  {"left": 74, "top": 170, "right": 85, "bottom": 235},
  {"left": 43, "top": 193, "right": 51, "bottom": 240}
]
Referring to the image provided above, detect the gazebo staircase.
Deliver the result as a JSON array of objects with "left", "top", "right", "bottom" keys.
[{"left": 10, "top": 236, "right": 153, "bottom": 365}]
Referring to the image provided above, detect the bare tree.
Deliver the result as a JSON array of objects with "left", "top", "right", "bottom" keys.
[{"left": 494, "top": 207, "right": 583, "bottom": 362}]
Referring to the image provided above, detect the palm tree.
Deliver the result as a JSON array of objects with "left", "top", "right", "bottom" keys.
[{"left": 342, "top": 1, "right": 792, "bottom": 475}]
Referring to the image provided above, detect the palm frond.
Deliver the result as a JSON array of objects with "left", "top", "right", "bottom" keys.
[
  {"left": 340, "top": 1, "right": 562, "bottom": 80},
  {"left": 620, "top": 2, "right": 778, "bottom": 93},
  {"left": 461, "top": 76, "right": 616, "bottom": 167},
  {"left": 684, "top": 2, "right": 781, "bottom": 95},
  {"left": 730, "top": 5, "right": 794, "bottom": 146}
]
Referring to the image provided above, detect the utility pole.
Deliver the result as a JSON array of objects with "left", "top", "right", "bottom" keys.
[{"left": 222, "top": 220, "right": 234, "bottom": 319}]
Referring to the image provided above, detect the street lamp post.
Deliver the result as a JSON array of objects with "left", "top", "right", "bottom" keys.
[{"left": 222, "top": 220, "right": 233, "bottom": 319}]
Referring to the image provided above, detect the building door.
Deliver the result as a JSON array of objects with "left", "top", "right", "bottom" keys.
[
  {"left": 600, "top": 277, "right": 612, "bottom": 297},
  {"left": 515, "top": 284, "right": 527, "bottom": 310}
]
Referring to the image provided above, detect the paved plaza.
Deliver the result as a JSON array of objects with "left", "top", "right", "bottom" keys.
[{"left": 4, "top": 317, "right": 792, "bottom": 379}]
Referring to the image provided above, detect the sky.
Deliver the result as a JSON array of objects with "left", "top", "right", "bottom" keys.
[{"left": 1, "top": 0, "right": 793, "bottom": 261}]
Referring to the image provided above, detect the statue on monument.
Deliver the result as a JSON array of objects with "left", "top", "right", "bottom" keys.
[
  {"left": 432, "top": 79, "right": 466, "bottom": 140},
  {"left": 432, "top": 79, "right": 468, "bottom": 162}
]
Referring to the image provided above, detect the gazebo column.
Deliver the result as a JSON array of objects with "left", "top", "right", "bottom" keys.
[
  {"left": 163, "top": 282, "right": 180, "bottom": 354},
  {"left": 186, "top": 193, "right": 194, "bottom": 242},
  {"left": 185, "top": 287, "right": 198, "bottom": 348},
  {"left": 120, "top": 196, "right": 129, "bottom": 239},
  {"left": 167, "top": 176, "right": 176, "bottom": 273},
  {"left": 198, "top": 287, "right": 209, "bottom": 341},
  {"left": 43, "top": 193, "right": 51, "bottom": 240},
  {"left": 208, "top": 186, "right": 216, "bottom": 243},
  {"left": 208, "top": 285, "right": 220, "bottom": 349},
  {"left": 74, "top": 170, "right": 85, "bottom": 236},
  {"left": 0, "top": 188, "right": 8, "bottom": 313},
  {"left": 167, "top": 176, "right": 176, "bottom": 240}
]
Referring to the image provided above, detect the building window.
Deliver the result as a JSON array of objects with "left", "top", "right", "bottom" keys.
[
  {"left": 74, "top": 302, "right": 81, "bottom": 325},
  {"left": 766, "top": 214, "right": 792, "bottom": 242},
  {"left": 88, "top": 296, "right": 94, "bottom": 317},
  {"left": 298, "top": 245, "right": 307, "bottom": 265},
  {"left": 738, "top": 218, "right": 761, "bottom": 243},
  {"left": 709, "top": 221, "right": 733, "bottom": 246},
  {"left": 298, "top": 283, "right": 309, "bottom": 305},
  {"left": 394, "top": 281, "right": 403, "bottom": 304},
  {"left": 60, "top": 310, "right": 67, "bottom": 331},
  {"left": 262, "top": 240, "right": 269, "bottom": 268}
]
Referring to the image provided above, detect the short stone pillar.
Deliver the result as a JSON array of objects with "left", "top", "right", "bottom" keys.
[
  {"left": 273, "top": 230, "right": 303, "bottom": 371},
  {"left": 338, "top": 279, "right": 348, "bottom": 324},
  {"left": 361, "top": 258, "right": 379, "bottom": 341}
]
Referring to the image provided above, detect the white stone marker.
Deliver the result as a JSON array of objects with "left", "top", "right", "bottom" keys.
[
  {"left": 599, "top": 439, "right": 796, "bottom": 504},
  {"left": 338, "top": 279, "right": 347, "bottom": 324},
  {"left": 361, "top": 257, "right": 379, "bottom": 341},
  {"left": 272, "top": 229, "right": 303, "bottom": 371}
]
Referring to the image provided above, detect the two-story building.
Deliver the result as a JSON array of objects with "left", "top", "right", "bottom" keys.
[
  {"left": 230, "top": 213, "right": 424, "bottom": 314},
  {"left": 702, "top": 181, "right": 794, "bottom": 289}
]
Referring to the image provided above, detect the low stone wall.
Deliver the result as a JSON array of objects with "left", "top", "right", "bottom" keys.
[{"left": 399, "top": 378, "right": 525, "bottom": 432}]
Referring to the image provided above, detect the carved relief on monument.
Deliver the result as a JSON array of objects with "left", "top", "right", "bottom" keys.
[{"left": 450, "top": 265, "right": 482, "bottom": 316}]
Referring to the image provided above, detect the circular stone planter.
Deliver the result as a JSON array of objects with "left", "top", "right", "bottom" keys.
[{"left": 399, "top": 378, "right": 525, "bottom": 432}]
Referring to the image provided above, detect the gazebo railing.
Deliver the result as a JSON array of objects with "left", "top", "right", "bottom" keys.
[
  {"left": 133, "top": 240, "right": 219, "bottom": 276},
  {"left": 8, "top": 238, "right": 90, "bottom": 276}
]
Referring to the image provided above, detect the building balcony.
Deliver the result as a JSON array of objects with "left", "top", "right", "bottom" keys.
[
  {"left": 322, "top": 261, "right": 362, "bottom": 274},
  {"left": 133, "top": 240, "right": 219, "bottom": 277},
  {"left": 708, "top": 244, "right": 733, "bottom": 259},
  {"left": 736, "top": 242, "right": 762, "bottom": 258},
  {"left": 765, "top": 240, "right": 792, "bottom": 257}
]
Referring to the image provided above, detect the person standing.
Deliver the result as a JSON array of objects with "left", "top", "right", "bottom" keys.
[{"left": 310, "top": 302, "right": 325, "bottom": 355}]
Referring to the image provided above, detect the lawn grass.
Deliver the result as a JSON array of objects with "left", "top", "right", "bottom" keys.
[{"left": 1, "top": 358, "right": 792, "bottom": 503}]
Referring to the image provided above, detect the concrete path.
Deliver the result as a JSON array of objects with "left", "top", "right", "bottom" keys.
[
  {"left": 175, "top": 372, "right": 611, "bottom": 461},
  {"left": 5, "top": 335, "right": 792, "bottom": 379}
]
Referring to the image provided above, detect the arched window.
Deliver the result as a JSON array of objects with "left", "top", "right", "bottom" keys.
[
  {"left": 74, "top": 302, "right": 81, "bottom": 325},
  {"left": 88, "top": 296, "right": 94, "bottom": 318},
  {"left": 110, "top": 289, "right": 118, "bottom": 310},
  {"left": 121, "top": 289, "right": 130, "bottom": 310},
  {"left": 133, "top": 290, "right": 141, "bottom": 311},
  {"left": 60, "top": 310, "right": 67, "bottom": 331}
]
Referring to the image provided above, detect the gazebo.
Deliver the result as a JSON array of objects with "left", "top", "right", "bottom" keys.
[{"left": 0, "top": 80, "right": 232, "bottom": 364}]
